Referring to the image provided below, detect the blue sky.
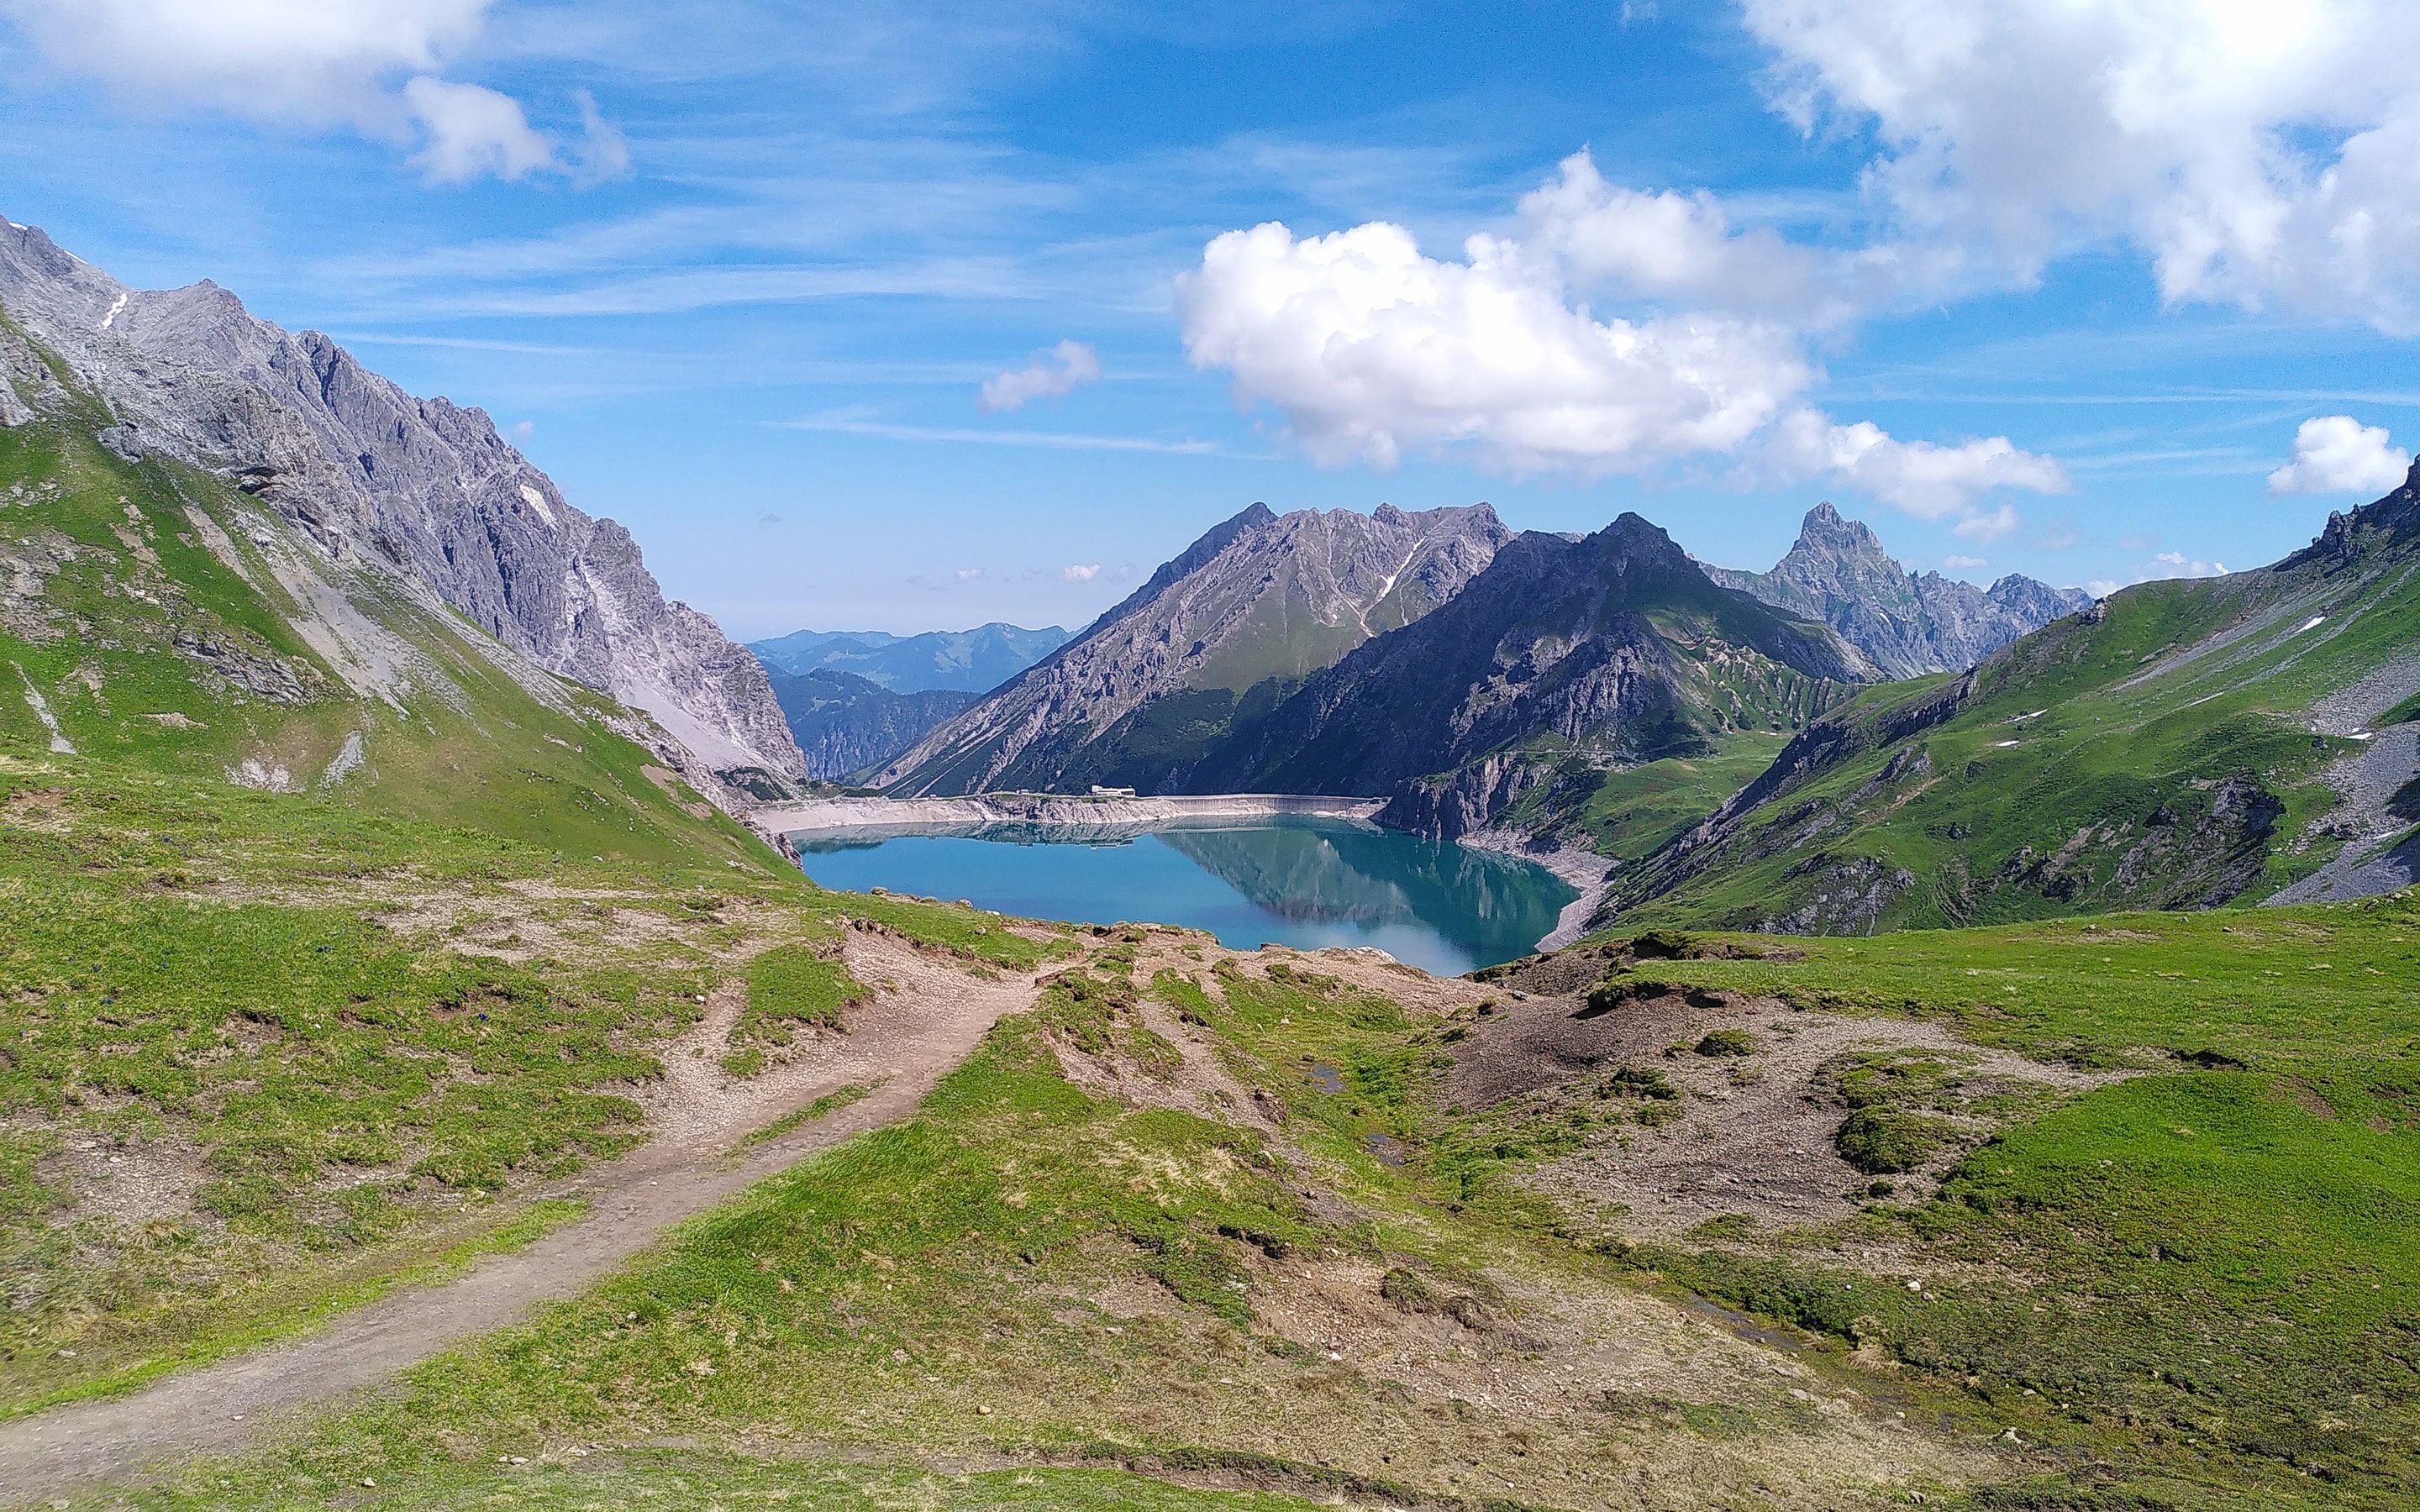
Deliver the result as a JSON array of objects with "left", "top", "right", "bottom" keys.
[{"left": 6, "top": 1, "right": 2420, "bottom": 637}]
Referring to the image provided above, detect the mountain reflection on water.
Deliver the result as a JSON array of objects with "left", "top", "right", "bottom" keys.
[{"left": 791, "top": 817, "right": 1576, "bottom": 976}]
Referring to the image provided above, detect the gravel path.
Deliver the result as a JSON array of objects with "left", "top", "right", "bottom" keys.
[{"left": 0, "top": 936, "right": 1040, "bottom": 1506}]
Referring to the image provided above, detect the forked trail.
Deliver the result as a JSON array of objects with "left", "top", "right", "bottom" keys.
[{"left": 0, "top": 936, "right": 1041, "bottom": 1504}]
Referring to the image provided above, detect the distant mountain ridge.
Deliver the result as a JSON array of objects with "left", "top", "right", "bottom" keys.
[
  {"left": 877, "top": 501, "right": 1513, "bottom": 795},
  {"left": 750, "top": 622, "right": 1070, "bottom": 693},
  {"left": 763, "top": 668, "right": 977, "bottom": 781},
  {"left": 0, "top": 217, "right": 805, "bottom": 803},
  {"left": 1702, "top": 503, "right": 2092, "bottom": 679}
]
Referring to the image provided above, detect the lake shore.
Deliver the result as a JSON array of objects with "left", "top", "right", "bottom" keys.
[
  {"left": 755, "top": 791, "right": 1388, "bottom": 835},
  {"left": 1456, "top": 827, "right": 1616, "bottom": 953}
]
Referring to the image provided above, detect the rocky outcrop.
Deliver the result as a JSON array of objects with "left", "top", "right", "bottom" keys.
[
  {"left": 1201, "top": 514, "right": 1869, "bottom": 831},
  {"left": 0, "top": 216, "right": 806, "bottom": 802},
  {"left": 877, "top": 501, "right": 1512, "bottom": 795},
  {"left": 1703, "top": 503, "right": 2091, "bottom": 679}
]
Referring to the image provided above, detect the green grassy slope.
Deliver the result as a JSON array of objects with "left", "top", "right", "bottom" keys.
[
  {"left": 0, "top": 353, "right": 768, "bottom": 869},
  {"left": 0, "top": 346, "right": 1078, "bottom": 1412},
  {"left": 74, "top": 900, "right": 2420, "bottom": 1511},
  {"left": 1483, "top": 901, "right": 2420, "bottom": 1507},
  {"left": 1603, "top": 509, "right": 2420, "bottom": 931}
]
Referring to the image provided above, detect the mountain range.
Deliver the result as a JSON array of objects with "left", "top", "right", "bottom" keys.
[
  {"left": 764, "top": 668, "right": 976, "bottom": 782},
  {"left": 876, "top": 501, "right": 1512, "bottom": 794},
  {"left": 0, "top": 216, "right": 805, "bottom": 821},
  {"left": 875, "top": 496, "right": 2085, "bottom": 850},
  {"left": 750, "top": 622, "right": 1069, "bottom": 692},
  {"left": 1701, "top": 502, "right": 2094, "bottom": 679}
]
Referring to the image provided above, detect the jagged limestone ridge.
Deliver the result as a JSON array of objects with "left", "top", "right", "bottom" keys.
[
  {"left": 1703, "top": 501, "right": 2092, "bottom": 680},
  {"left": 876, "top": 501, "right": 1513, "bottom": 795},
  {"left": 0, "top": 217, "right": 804, "bottom": 806}
]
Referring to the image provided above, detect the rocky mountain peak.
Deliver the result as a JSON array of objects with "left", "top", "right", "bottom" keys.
[
  {"left": 875, "top": 498, "right": 1512, "bottom": 795},
  {"left": 1703, "top": 501, "right": 2091, "bottom": 680},
  {"left": 0, "top": 214, "right": 807, "bottom": 805}
]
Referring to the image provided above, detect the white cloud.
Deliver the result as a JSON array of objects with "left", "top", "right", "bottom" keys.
[
  {"left": 0, "top": 0, "right": 622, "bottom": 186},
  {"left": 1740, "top": 0, "right": 2420, "bottom": 332},
  {"left": 1763, "top": 412, "right": 2066, "bottom": 525},
  {"left": 955, "top": 567, "right": 983, "bottom": 580},
  {"left": 1180, "top": 218, "right": 1811, "bottom": 474},
  {"left": 1060, "top": 563, "right": 1102, "bottom": 582},
  {"left": 2141, "top": 551, "right": 2229, "bottom": 580},
  {"left": 1515, "top": 150, "right": 1868, "bottom": 326},
  {"left": 2265, "top": 415, "right": 2412, "bottom": 495},
  {"left": 979, "top": 340, "right": 1102, "bottom": 413},
  {"left": 403, "top": 76, "right": 556, "bottom": 183},
  {"left": 1943, "top": 554, "right": 1988, "bottom": 570},
  {"left": 1180, "top": 182, "right": 2068, "bottom": 527}
]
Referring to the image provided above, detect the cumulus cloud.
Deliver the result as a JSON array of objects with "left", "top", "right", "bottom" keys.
[
  {"left": 1180, "top": 176, "right": 2068, "bottom": 528},
  {"left": 1060, "top": 563, "right": 1102, "bottom": 582},
  {"left": 1741, "top": 0, "right": 2420, "bottom": 331},
  {"left": 1180, "top": 219, "right": 1810, "bottom": 473},
  {"left": 2265, "top": 415, "right": 2412, "bottom": 495},
  {"left": 1515, "top": 150, "right": 1876, "bottom": 326},
  {"left": 403, "top": 76, "right": 555, "bottom": 183},
  {"left": 0, "top": 0, "right": 623, "bottom": 185},
  {"left": 979, "top": 341, "right": 1102, "bottom": 414},
  {"left": 955, "top": 567, "right": 984, "bottom": 581},
  {"left": 1764, "top": 412, "right": 2066, "bottom": 524}
]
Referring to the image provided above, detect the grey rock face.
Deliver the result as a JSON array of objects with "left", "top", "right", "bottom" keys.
[
  {"left": 879, "top": 501, "right": 1512, "bottom": 795},
  {"left": 1703, "top": 503, "right": 2091, "bottom": 679},
  {"left": 1198, "top": 513, "right": 1868, "bottom": 831},
  {"left": 0, "top": 218, "right": 805, "bottom": 800}
]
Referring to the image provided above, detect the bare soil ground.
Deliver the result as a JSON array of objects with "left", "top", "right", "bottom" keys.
[
  {"left": 0, "top": 932, "right": 1043, "bottom": 1504},
  {"left": 1448, "top": 984, "right": 2122, "bottom": 1236}
]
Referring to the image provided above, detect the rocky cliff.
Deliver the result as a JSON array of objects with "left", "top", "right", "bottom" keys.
[
  {"left": 876, "top": 501, "right": 1512, "bottom": 795},
  {"left": 1703, "top": 503, "right": 2092, "bottom": 679},
  {"left": 1195, "top": 513, "right": 1869, "bottom": 835},
  {"left": 0, "top": 217, "right": 806, "bottom": 803}
]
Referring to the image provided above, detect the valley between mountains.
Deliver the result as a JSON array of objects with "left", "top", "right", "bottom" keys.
[{"left": 2, "top": 218, "right": 2416, "bottom": 1512}]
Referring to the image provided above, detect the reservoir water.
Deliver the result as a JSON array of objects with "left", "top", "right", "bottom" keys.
[{"left": 792, "top": 816, "right": 1577, "bottom": 976}]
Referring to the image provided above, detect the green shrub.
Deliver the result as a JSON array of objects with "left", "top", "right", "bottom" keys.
[{"left": 1836, "top": 1106, "right": 1950, "bottom": 1173}]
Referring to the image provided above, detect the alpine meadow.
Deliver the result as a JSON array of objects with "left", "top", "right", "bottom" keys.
[{"left": 3, "top": 5, "right": 2419, "bottom": 1512}]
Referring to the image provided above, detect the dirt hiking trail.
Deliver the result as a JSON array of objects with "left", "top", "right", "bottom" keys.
[{"left": 0, "top": 936, "right": 1040, "bottom": 1505}]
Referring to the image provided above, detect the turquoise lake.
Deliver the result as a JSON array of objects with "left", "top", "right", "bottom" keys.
[{"left": 791, "top": 817, "right": 1577, "bottom": 977}]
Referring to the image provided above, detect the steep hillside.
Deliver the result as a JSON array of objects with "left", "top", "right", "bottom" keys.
[
  {"left": 1198, "top": 513, "right": 1866, "bottom": 840},
  {"left": 0, "top": 218, "right": 805, "bottom": 805},
  {"left": 876, "top": 501, "right": 1510, "bottom": 794},
  {"left": 1704, "top": 502, "right": 2091, "bottom": 678},
  {"left": 765, "top": 667, "right": 976, "bottom": 780},
  {"left": 1605, "top": 471, "right": 2420, "bottom": 932},
  {"left": 751, "top": 622, "right": 1069, "bottom": 692},
  {"left": 0, "top": 325, "right": 780, "bottom": 865}
]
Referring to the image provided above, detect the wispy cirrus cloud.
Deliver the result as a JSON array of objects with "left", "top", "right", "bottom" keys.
[
  {"left": 777, "top": 413, "right": 1235, "bottom": 455},
  {"left": 0, "top": 0, "right": 625, "bottom": 184}
]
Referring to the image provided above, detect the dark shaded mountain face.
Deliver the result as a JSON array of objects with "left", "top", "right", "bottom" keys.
[
  {"left": 0, "top": 218, "right": 805, "bottom": 804},
  {"left": 1604, "top": 467, "right": 2420, "bottom": 933},
  {"left": 1196, "top": 513, "right": 1867, "bottom": 835},
  {"left": 876, "top": 501, "right": 1513, "bottom": 795},
  {"left": 765, "top": 669, "right": 976, "bottom": 781},
  {"left": 750, "top": 623, "right": 1070, "bottom": 693},
  {"left": 1703, "top": 503, "right": 2092, "bottom": 679}
]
